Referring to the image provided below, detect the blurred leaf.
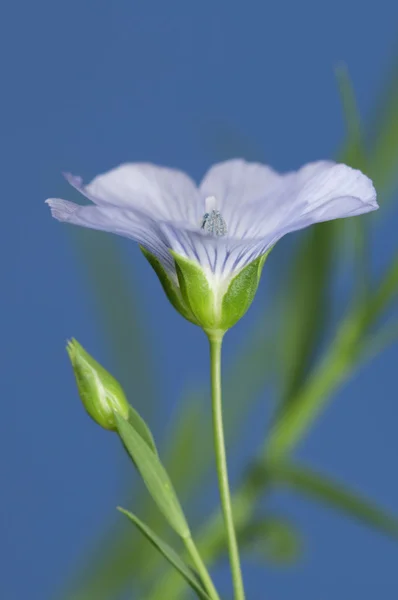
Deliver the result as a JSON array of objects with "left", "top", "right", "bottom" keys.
[
  {"left": 366, "top": 56, "right": 398, "bottom": 193},
  {"left": 267, "top": 309, "right": 364, "bottom": 459},
  {"left": 275, "top": 67, "right": 372, "bottom": 414},
  {"left": 335, "top": 63, "right": 366, "bottom": 170},
  {"left": 360, "top": 319, "right": 398, "bottom": 364},
  {"left": 239, "top": 517, "right": 301, "bottom": 564},
  {"left": 268, "top": 462, "right": 398, "bottom": 538},
  {"left": 275, "top": 223, "right": 336, "bottom": 409},
  {"left": 364, "top": 255, "right": 398, "bottom": 325},
  {"left": 115, "top": 413, "right": 189, "bottom": 538},
  {"left": 266, "top": 252, "right": 398, "bottom": 460},
  {"left": 335, "top": 65, "right": 370, "bottom": 297},
  {"left": 117, "top": 508, "right": 210, "bottom": 600},
  {"left": 127, "top": 405, "right": 158, "bottom": 456}
]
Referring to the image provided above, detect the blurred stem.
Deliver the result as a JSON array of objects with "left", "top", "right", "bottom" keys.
[
  {"left": 183, "top": 535, "right": 221, "bottom": 600},
  {"left": 208, "top": 332, "right": 246, "bottom": 600}
]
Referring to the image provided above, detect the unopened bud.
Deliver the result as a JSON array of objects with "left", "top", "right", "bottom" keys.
[{"left": 66, "top": 338, "right": 129, "bottom": 430}]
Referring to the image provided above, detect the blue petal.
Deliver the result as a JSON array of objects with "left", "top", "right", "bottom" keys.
[
  {"left": 64, "top": 163, "right": 202, "bottom": 225},
  {"left": 46, "top": 199, "right": 176, "bottom": 273}
]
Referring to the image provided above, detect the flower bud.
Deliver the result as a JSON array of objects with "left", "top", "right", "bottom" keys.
[{"left": 66, "top": 338, "right": 129, "bottom": 430}]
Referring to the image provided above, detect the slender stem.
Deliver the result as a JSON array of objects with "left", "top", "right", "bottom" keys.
[
  {"left": 184, "top": 535, "right": 221, "bottom": 600},
  {"left": 208, "top": 332, "right": 246, "bottom": 600}
]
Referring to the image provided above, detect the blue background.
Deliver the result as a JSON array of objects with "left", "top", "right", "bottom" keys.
[{"left": 1, "top": 1, "right": 398, "bottom": 598}]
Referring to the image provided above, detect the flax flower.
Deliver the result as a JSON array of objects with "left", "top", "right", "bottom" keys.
[{"left": 47, "top": 159, "right": 377, "bottom": 331}]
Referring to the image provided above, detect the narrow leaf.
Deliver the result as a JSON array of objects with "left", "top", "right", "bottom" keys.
[
  {"left": 127, "top": 405, "right": 158, "bottom": 456},
  {"left": 147, "top": 483, "right": 257, "bottom": 600},
  {"left": 118, "top": 508, "right": 210, "bottom": 600},
  {"left": 275, "top": 223, "right": 336, "bottom": 411},
  {"left": 360, "top": 319, "right": 398, "bottom": 365},
  {"left": 270, "top": 462, "right": 398, "bottom": 538},
  {"left": 335, "top": 65, "right": 370, "bottom": 297},
  {"left": 366, "top": 56, "right": 398, "bottom": 193},
  {"left": 115, "top": 413, "right": 190, "bottom": 538},
  {"left": 365, "top": 256, "right": 398, "bottom": 325},
  {"left": 335, "top": 63, "right": 366, "bottom": 170},
  {"left": 266, "top": 252, "right": 398, "bottom": 460},
  {"left": 266, "top": 309, "right": 365, "bottom": 459}
]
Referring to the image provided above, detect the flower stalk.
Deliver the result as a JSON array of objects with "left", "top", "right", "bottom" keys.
[{"left": 208, "top": 332, "right": 246, "bottom": 600}]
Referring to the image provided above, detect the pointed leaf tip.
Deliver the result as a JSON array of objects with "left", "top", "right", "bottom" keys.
[{"left": 115, "top": 413, "right": 190, "bottom": 538}]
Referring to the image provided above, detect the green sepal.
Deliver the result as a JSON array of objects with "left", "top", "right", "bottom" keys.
[
  {"left": 140, "top": 246, "right": 198, "bottom": 325},
  {"left": 220, "top": 250, "right": 271, "bottom": 330},
  {"left": 171, "top": 251, "right": 217, "bottom": 329},
  {"left": 66, "top": 338, "right": 129, "bottom": 431}
]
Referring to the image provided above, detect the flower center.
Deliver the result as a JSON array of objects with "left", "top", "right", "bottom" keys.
[{"left": 201, "top": 196, "right": 227, "bottom": 237}]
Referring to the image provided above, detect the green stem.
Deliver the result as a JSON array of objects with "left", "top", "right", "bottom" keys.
[
  {"left": 183, "top": 535, "right": 221, "bottom": 600},
  {"left": 208, "top": 332, "right": 246, "bottom": 600}
]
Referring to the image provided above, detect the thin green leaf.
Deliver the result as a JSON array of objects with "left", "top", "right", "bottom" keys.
[
  {"left": 147, "top": 483, "right": 257, "bottom": 600},
  {"left": 266, "top": 308, "right": 364, "bottom": 459},
  {"left": 335, "top": 63, "right": 366, "bottom": 170},
  {"left": 366, "top": 56, "right": 398, "bottom": 193},
  {"left": 239, "top": 517, "right": 302, "bottom": 564},
  {"left": 115, "top": 413, "right": 189, "bottom": 538},
  {"left": 335, "top": 64, "right": 370, "bottom": 297},
  {"left": 360, "top": 319, "right": 398, "bottom": 365},
  {"left": 127, "top": 405, "right": 158, "bottom": 456},
  {"left": 365, "top": 255, "right": 398, "bottom": 325},
  {"left": 117, "top": 508, "right": 210, "bottom": 600},
  {"left": 266, "top": 253, "right": 398, "bottom": 460},
  {"left": 269, "top": 462, "right": 398, "bottom": 538},
  {"left": 275, "top": 223, "right": 336, "bottom": 410}
]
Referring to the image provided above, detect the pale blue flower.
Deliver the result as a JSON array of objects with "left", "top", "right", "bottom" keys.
[{"left": 46, "top": 160, "right": 377, "bottom": 292}]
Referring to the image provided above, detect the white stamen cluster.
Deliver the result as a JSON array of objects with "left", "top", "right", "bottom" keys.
[{"left": 201, "top": 196, "right": 227, "bottom": 237}]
